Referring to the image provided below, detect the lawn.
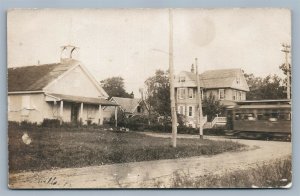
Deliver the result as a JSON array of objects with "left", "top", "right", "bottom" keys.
[
  {"left": 8, "top": 123, "right": 245, "bottom": 173},
  {"left": 167, "top": 156, "right": 292, "bottom": 188}
]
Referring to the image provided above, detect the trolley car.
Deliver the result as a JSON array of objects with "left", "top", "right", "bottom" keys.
[{"left": 226, "top": 99, "right": 291, "bottom": 139}]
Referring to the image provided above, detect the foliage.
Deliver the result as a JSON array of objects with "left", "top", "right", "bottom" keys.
[
  {"left": 100, "top": 76, "right": 132, "bottom": 98},
  {"left": 144, "top": 70, "right": 171, "bottom": 119},
  {"left": 168, "top": 157, "right": 291, "bottom": 188},
  {"left": 279, "top": 63, "right": 291, "bottom": 76},
  {"left": 202, "top": 92, "right": 224, "bottom": 122},
  {"left": 279, "top": 63, "right": 291, "bottom": 98},
  {"left": 41, "top": 119, "right": 60, "bottom": 128},
  {"left": 244, "top": 73, "right": 286, "bottom": 100},
  {"left": 8, "top": 122, "right": 244, "bottom": 173}
]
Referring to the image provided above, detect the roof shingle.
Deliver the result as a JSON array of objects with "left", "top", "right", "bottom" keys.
[
  {"left": 8, "top": 60, "right": 78, "bottom": 92},
  {"left": 177, "top": 68, "right": 249, "bottom": 91},
  {"left": 111, "top": 97, "right": 141, "bottom": 113}
]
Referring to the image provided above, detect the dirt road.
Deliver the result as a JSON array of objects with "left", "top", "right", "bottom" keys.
[{"left": 9, "top": 133, "right": 291, "bottom": 189}]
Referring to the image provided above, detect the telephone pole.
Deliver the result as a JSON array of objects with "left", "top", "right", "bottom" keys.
[
  {"left": 195, "top": 58, "right": 204, "bottom": 139},
  {"left": 169, "top": 9, "right": 178, "bottom": 147},
  {"left": 281, "top": 43, "right": 291, "bottom": 100}
]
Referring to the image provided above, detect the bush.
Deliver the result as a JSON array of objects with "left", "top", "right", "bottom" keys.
[
  {"left": 41, "top": 119, "right": 60, "bottom": 128},
  {"left": 20, "top": 120, "right": 37, "bottom": 128}
]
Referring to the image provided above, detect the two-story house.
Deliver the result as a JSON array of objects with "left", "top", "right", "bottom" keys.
[{"left": 174, "top": 66, "right": 250, "bottom": 127}]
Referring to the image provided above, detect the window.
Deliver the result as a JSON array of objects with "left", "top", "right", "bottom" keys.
[
  {"left": 232, "top": 90, "right": 237, "bottom": 100},
  {"left": 238, "top": 91, "right": 242, "bottom": 100},
  {"left": 188, "top": 106, "right": 193, "bottom": 117},
  {"left": 137, "top": 106, "right": 142, "bottom": 113},
  {"left": 177, "top": 88, "right": 186, "bottom": 99},
  {"left": 188, "top": 88, "right": 194, "bottom": 99},
  {"left": 279, "top": 113, "right": 291, "bottom": 121},
  {"left": 179, "top": 76, "right": 186, "bottom": 82},
  {"left": 219, "top": 89, "right": 225, "bottom": 100},
  {"left": 236, "top": 77, "right": 240, "bottom": 84},
  {"left": 178, "top": 105, "right": 185, "bottom": 115}
]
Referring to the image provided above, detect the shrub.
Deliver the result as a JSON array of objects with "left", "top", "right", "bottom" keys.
[
  {"left": 41, "top": 119, "right": 60, "bottom": 128},
  {"left": 20, "top": 120, "right": 37, "bottom": 128}
]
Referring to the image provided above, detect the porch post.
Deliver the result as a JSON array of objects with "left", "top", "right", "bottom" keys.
[
  {"left": 60, "top": 100, "right": 64, "bottom": 125},
  {"left": 115, "top": 106, "right": 118, "bottom": 127},
  {"left": 98, "top": 105, "right": 103, "bottom": 125},
  {"left": 80, "top": 102, "right": 83, "bottom": 124}
]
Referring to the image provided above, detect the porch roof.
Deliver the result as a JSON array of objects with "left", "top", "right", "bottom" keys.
[{"left": 46, "top": 93, "right": 118, "bottom": 106}]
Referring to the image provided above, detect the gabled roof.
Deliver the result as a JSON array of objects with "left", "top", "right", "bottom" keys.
[
  {"left": 176, "top": 68, "right": 249, "bottom": 91},
  {"left": 111, "top": 97, "right": 142, "bottom": 113},
  {"left": 8, "top": 60, "right": 77, "bottom": 92},
  {"left": 200, "top": 69, "right": 245, "bottom": 89}
]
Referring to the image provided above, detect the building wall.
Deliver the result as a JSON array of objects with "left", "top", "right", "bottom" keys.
[
  {"left": 175, "top": 87, "right": 247, "bottom": 127},
  {"left": 8, "top": 93, "right": 60, "bottom": 123},
  {"left": 45, "top": 66, "right": 103, "bottom": 98},
  {"left": 176, "top": 87, "right": 198, "bottom": 127},
  {"left": 8, "top": 93, "right": 102, "bottom": 124}
]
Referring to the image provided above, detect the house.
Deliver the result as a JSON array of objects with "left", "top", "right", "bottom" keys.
[
  {"left": 8, "top": 45, "right": 118, "bottom": 125},
  {"left": 103, "top": 97, "right": 148, "bottom": 121},
  {"left": 174, "top": 65, "right": 250, "bottom": 127}
]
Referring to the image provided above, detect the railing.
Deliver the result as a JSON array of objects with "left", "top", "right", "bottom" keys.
[{"left": 204, "top": 116, "right": 227, "bottom": 129}]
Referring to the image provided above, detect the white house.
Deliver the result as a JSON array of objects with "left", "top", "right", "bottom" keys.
[
  {"left": 103, "top": 97, "right": 148, "bottom": 121},
  {"left": 8, "top": 45, "right": 118, "bottom": 125},
  {"left": 174, "top": 66, "right": 250, "bottom": 127}
]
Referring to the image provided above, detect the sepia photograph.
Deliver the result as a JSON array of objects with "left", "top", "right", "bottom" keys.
[{"left": 7, "top": 8, "right": 291, "bottom": 189}]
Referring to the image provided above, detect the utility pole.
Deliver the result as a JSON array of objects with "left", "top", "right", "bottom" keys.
[
  {"left": 195, "top": 58, "right": 204, "bottom": 139},
  {"left": 169, "top": 8, "right": 178, "bottom": 147},
  {"left": 281, "top": 43, "right": 291, "bottom": 100}
]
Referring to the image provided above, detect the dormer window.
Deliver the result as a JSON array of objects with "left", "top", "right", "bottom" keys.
[
  {"left": 179, "top": 76, "right": 186, "bottom": 82},
  {"left": 236, "top": 77, "right": 240, "bottom": 84}
]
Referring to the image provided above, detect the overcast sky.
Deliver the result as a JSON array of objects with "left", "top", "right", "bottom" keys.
[{"left": 7, "top": 8, "right": 291, "bottom": 97}]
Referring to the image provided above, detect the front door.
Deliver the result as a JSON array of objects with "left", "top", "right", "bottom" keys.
[{"left": 71, "top": 103, "right": 80, "bottom": 123}]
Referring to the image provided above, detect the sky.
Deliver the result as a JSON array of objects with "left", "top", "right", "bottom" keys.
[{"left": 7, "top": 8, "right": 291, "bottom": 98}]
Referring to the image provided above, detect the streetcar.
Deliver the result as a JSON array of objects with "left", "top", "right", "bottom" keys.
[{"left": 226, "top": 99, "right": 291, "bottom": 139}]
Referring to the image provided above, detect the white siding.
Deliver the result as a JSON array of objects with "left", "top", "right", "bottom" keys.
[{"left": 45, "top": 66, "right": 103, "bottom": 98}]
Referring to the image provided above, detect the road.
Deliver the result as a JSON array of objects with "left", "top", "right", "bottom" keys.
[{"left": 8, "top": 133, "right": 292, "bottom": 189}]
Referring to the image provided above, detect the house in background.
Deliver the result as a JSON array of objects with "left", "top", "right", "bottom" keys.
[
  {"left": 8, "top": 45, "right": 118, "bottom": 125},
  {"left": 103, "top": 97, "right": 148, "bottom": 122},
  {"left": 174, "top": 65, "right": 250, "bottom": 128}
]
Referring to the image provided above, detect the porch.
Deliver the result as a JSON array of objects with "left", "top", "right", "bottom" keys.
[{"left": 45, "top": 93, "right": 118, "bottom": 125}]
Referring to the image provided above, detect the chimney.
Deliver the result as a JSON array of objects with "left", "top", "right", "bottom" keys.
[
  {"left": 60, "top": 45, "right": 79, "bottom": 63},
  {"left": 191, "top": 64, "right": 195, "bottom": 73}
]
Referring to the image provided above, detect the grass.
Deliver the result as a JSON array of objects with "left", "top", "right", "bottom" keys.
[
  {"left": 164, "top": 157, "right": 292, "bottom": 188},
  {"left": 8, "top": 123, "right": 245, "bottom": 173}
]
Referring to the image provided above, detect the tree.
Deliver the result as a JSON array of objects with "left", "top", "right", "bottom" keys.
[
  {"left": 244, "top": 73, "right": 286, "bottom": 100},
  {"left": 100, "top": 77, "right": 131, "bottom": 98},
  {"left": 144, "top": 70, "right": 171, "bottom": 123},
  {"left": 279, "top": 63, "right": 291, "bottom": 99},
  {"left": 202, "top": 93, "right": 224, "bottom": 122}
]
